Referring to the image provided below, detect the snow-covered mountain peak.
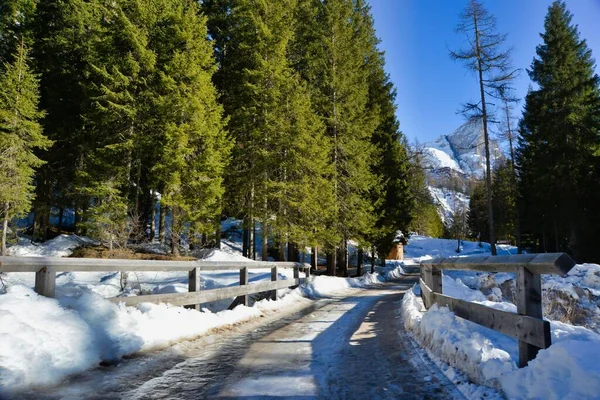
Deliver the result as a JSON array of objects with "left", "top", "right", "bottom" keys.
[{"left": 422, "top": 118, "right": 503, "bottom": 177}]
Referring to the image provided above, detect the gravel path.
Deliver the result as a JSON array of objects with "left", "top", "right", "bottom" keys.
[{"left": 15, "top": 276, "right": 464, "bottom": 400}]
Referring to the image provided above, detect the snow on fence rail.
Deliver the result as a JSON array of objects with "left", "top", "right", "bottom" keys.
[
  {"left": 419, "top": 253, "right": 576, "bottom": 368},
  {"left": 0, "top": 256, "right": 311, "bottom": 310}
]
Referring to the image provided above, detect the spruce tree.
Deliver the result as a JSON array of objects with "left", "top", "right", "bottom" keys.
[
  {"left": 518, "top": 1, "right": 600, "bottom": 261},
  {"left": 151, "top": 0, "right": 230, "bottom": 254},
  {"left": 292, "top": 0, "right": 377, "bottom": 275},
  {"left": 31, "top": 0, "right": 95, "bottom": 237},
  {"left": 0, "top": 42, "right": 51, "bottom": 254},
  {"left": 0, "top": 0, "right": 36, "bottom": 64},
  {"left": 210, "top": 0, "right": 334, "bottom": 261}
]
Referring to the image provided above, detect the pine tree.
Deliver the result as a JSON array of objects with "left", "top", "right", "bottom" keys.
[
  {"left": 0, "top": 0, "right": 36, "bottom": 64},
  {"left": 0, "top": 42, "right": 51, "bottom": 254},
  {"left": 450, "top": 0, "right": 518, "bottom": 255},
  {"left": 292, "top": 0, "right": 377, "bottom": 275},
  {"left": 209, "top": 0, "right": 334, "bottom": 261},
  {"left": 518, "top": 1, "right": 600, "bottom": 261},
  {"left": 152, "top": 0, "right": 230, "bottom": 254},
  {"left": 492, "top": 161, "right": 517, "bottom": 243},
  {"left": 31, "top": 0, "right": 95, "bottom": 237}
]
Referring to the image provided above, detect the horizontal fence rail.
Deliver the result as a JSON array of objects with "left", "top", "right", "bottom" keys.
[
  {"left": 0, "top": 256, "right": 311, "bottom": 310},
  {"left": 419, "top": 252, "right": 576, "bottom": 368}
]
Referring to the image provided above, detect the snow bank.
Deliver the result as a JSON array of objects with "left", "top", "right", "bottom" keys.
[
  {"left": 0, "top": 267, "right": 388, "bottom": 394},
  {"left": 7, "top": 234, "right": 98, "bottom": 258},
  {"left": 404, "top": 234, "right": 517, "bottom": 262},
  {"left": 401, "top": 287, "right": 600, "bottom": 399}
]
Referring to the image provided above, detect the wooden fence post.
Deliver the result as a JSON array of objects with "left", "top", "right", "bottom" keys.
[
  {"left": 185, "top": 267, "right": 200, "bottom": 311},
  {"left": 431, "top": 266, "right": 443, "bottom": 294},
  {"left": 270, "top": 265, "right": 278, "bottom": 300},
  {"left": 240, "top": 266, "right": 249, "bottom": 306},
  {"left": 34, "top": 266, "right": 56, "bottom": 298},
  {"left": 516, "top": 266, "right": 548, "bottom": 367}
]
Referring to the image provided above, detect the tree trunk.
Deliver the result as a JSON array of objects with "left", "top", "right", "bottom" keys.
[
  {"left": 474, "top": 11, "right": 497, "bottom": 256},
  {"left": 158, "top": 204, "right": 166, "bottom": 243},
  {"left": 149, "top": 191, "right": 156, "bottom": 241},
  {"left": 327, "top": 249, "right": 336, "bottom": 276},
  {"left": 357, "top": 247, "right": 363, "bottom": 277},
  {"left": 261, "top": 221, "right": 268, "bottom": 261},
  {"left": 337, "top": 238, "right": 348, "bottom": 277},
  {"left": 171, "top": 208, "right": 179, "bottom": 257},
  {"left": 371, "top": 245, "right": 376, "bottom": 274},
  {"left": 278, "top": 235, "right": 286, "bottom": 261},
  {"left": 287, "top": 242, "right": 297, "bottom": 262},
  {"left": 311, "top": 247, "right": 317, "bottom": 271},
  {"left": 1, "top": 203, "right": 9, "bottom": 256},
  {"left": 252, "top": 218, "right": 257, "bottom": 260},
  {"left": 215, "top": 218, "right": 221, "bottom": 248},
  {"left": 242, "top": 216, "right": 249, "bottom": 258}
]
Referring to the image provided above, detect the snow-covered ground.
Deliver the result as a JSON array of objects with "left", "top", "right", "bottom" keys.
[
  {"left": 3, "top": 227, "right": 600, "bottom": 399},
  {"left": 401, "top": 236, "right": 600, "bottom": 399},
  {"left": 0, "top": 230, "right": 403, "bottom": 395}
]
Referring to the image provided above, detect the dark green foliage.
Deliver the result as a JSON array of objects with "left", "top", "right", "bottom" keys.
[
  {"left": 517, "top": 1, "right": 600, "bottom": 261},
  {"left": 1, "top": 0, "right": 430, "bottom": 261},
  {"left": 0, "top": 0, "right": 36, "bottom": 64},
  {"left": 0, "top": 42, "right": 51, "bottom": 254},
  {"left": 468, "top": 162, "right": 518, "bottom": 245}
]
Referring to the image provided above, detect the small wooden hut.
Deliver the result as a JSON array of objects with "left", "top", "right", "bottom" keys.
[{"left": 387, "top": 231, "right": 408, "bottom": 260}]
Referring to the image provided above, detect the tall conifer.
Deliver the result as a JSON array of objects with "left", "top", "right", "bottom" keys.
[
  {"left": 0, "top": 42, "right": 51, "bottom": 254},
  {"left": 518, "top": 1, "right": 600, "bottom": 261}
]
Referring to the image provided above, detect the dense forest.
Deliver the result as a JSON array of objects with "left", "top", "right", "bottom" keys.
[{"left": 0, "top": 0, "right": 441, "bottom": 273}]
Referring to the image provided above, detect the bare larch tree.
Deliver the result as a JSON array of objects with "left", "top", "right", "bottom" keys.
[{"left": 450, "top": 0, "right": 518, "bottom": 256}]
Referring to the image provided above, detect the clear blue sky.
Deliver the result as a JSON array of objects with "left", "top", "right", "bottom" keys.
[{"left": 369, "top": 0, "right": 600, "bottom": 144}]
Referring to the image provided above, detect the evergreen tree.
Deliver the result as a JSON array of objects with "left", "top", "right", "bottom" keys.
[
  {"left": 79, "top": 0, "right": 230, "bottom": 253},
  {"left": 210, "top": 0, "right": 334, "bottom": 261},
  {"left": 361, "top": 1, "right": 413, "bottom": 258},
  {"left": 492, "top": 161, "right": 517, "bottom": 244},
  {"left": 0, "top": 0, "right": 36, "bottom": 64},
  {"left": 31, "top": 0, "right": 95, "bottom": 237},
  {"left": 0, "top": 42, "right": 51, "bottom": 254},
  {"left": 518, "top": 1, "right": 600, "bottom": 261},
  {"left": 151, "top": 0, "right": 230, "bottom": 254},
  {"left": 468, "top": 179, "right": 488, "bottom": 245},
  {"left": 292, "top": 0, "right": 377, "bottom": 275}
]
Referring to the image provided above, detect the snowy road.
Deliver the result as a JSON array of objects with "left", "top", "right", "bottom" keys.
[{"left": 17, "top": 276, "right": 463, "bottom": 400}]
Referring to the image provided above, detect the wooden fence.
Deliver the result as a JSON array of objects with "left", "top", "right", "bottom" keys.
[
  {"left": 0, "top": 257, "right": 311, "bottom": 310},
  {"left": 419, "top": 253, "right": 576, "bottom": 367}
]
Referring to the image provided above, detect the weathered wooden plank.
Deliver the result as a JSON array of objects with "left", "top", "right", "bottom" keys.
[
  {"left": 184, "top": 267, "right": 201, "bottom": 311},
  {"left": 34, "top": 266, "right": 56, "bottom": 298},
  {"left": 419, "top": 277, "right": 433, "bottom": 309},
  {"left": 419, "top": 279, "right": 550, "bottom": 349},
  {"left": 516, "top": 266, "right": 548, "bottom": 367},
  {"left": 431, "top": 266, "right": 443, "bottom": 294},
  {"left": 270, "top": 266, "right": 278, "bottom": 301},
  {"left": 421, "top": 253, "right": 575, "bottom": 275},
  {"left": 0, "top": 256, "right": 310, "bottom": 273},
  {"left": 109, "top": 278, "right": 302, "bottom": 307}
]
